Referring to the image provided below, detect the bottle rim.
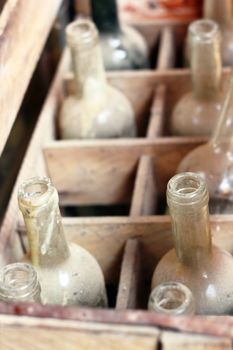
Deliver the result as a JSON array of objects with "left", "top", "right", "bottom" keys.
[
  {"left": 188, "top": 19, "right": 219, "bottom": 43},
  {"left": 18, "top": 176, "right": 57, "bottom": 209},
  {"left": 0, "top": 263, "right": 39, "bottom": 300},
  {"left": 66, "top": 18, "right": 98, "bottom": 49},
  {"left": 148, "top": 281, "right": 194, "bottom": 315},
  {"left": 167, "top": 172, "right": 209, "bottom": 207}
]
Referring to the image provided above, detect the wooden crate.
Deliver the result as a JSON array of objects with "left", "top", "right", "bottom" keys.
[{"left": 1, "top": 51, "right": 233, "bottom": 348}]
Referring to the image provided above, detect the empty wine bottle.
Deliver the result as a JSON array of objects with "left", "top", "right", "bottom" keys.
[
  {"left": 59, "top": 18, "right": 136, "bottom": 139},
  {"left": 204, "top": 0, "right": 233, "bottom": 66},
  {"left": 171, "top": 19, "right": 223, "bottom": 136},
  {"left": 152, "top": 172, "right": 233, "bottom": 315},
  {"left": 177, "top": 70, "right": 233, "bottom": 215},
  {"left": 18, "top": 176, "right": 108, "bottom": 307},
  {"left": 148, "top": 282, "right": 195, "bottom": 315},
  {"left": 0, "top": 263, "right": 41, "bottom": 303},
  {"left": 90, "top": 0, "right": 149, "bottom": 70}
]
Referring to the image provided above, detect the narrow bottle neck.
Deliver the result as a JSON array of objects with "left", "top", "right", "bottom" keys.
[
  {"left": 167, "top": 173, "right": 212, "bottom": 267},
  {"left": 190, "top": 21, "right": 221, "bottom": 99},
  {"left": 90, "top": 0, "right": 120, "bottom": 33},
  {"left": 70, "top": 42, "right": 107, "bottom": 100},
  {"left": 204, "top": 0, "right": 233, "bottom": 25},
  {"left": 170, "top": 204, "right": 212, "bottom": 266},
  {"left": 0, "top": 263, "right": 41, "bottom": 302},
  {"left": 18, "top": 178, "right": 70, "bottom": 268}
]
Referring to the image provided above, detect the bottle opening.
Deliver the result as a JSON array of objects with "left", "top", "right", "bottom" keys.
[
  {"left": 167, "top": 172, "right": 209, "bottom": 206},
  {"left": 189, "top": 19, "right": 219, "bottom": 42},
  {"left": 148, "top": 282, "right": 194, "bottom": 315},
  {"left": 66, "top": 18, "right": 98, "bottom": 48},
  {"left": 0, "top": 263, "right": 37, "bottom": 298},
  {"left": 17, "top": 177, "right": 56, "bottom": 210}
]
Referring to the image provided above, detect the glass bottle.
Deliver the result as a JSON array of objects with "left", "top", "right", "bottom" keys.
[
  {"left": 204, "top": 0, "right": 233, "bottom": 66},
  {"left": 18, "top": 177, "right": 108, "bottom": 307},
  {"left": 171, "top": 19, "right": 223, "bottom": 136},
  {"left": 148, "top": 282, "right": 195, "bottom": 316},
  {"left": 90, "top": 0, "right": 149, "bottom": 70},
  {"left": 59, "top": 18, "right": 136, "bottom": 139},
  {"left": 0, "top": 263, "right": 41, "bottom": 303},
  {"left": 152, "top": 172, "right": 233, "bottom": 315},
  {"left": 177, "top": 71, "right": 233, "bottom": 215}
]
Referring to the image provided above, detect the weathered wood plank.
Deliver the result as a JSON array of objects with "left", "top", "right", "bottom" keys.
[
  {"left": 43, "top": 137, "right": 205, "bottom": 206},
  {"left": 147, "top": 84, "right": 166, "bottom": 138},
  {"left": 130, "top": 155, "right": 157, "bottom": 216},
  {"left": 116, "top": 239, "right": 141, "bottom": 309},
  {"left": 0, "top": 0, "right": 62, "bottom": 155},
  {"left": 157, "top": 27, "right": 175, "bottom": 70}
]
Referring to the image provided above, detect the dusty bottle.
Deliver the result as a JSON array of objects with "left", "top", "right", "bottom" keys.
[
  {"left": 177, "top": 71, "right": 233, "bottom": 215},
  {"left": 148, "top": 282, "right": 195, "bottom": 315},
  {"left": 18, "top": 177, "right": 108, "bottom": 307},
  {"left": 59, "top": 18, "right": 136, "bottom": 139},
  {"left": 171, "top": 19, "right": 223, "bottom": 136},
  {"left": 0, "top": 263, "right": 41, "bottom": 303},
  {"left": 152, "top": 172, "right": 233, "bottom": 315},
  {"left": 204, "top": 0, "right": 233, "bottom": 66},
  {"left": 90, "top": 0, "right": 149, "bottom": 70}
]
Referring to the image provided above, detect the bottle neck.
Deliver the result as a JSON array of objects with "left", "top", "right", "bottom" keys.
[
  {"left": 189, "top": 20, "right": 221, "bottom": 99},
  {"left": 18, "top": 178, "right": 70, "bottom": 268},
  {"left": 0, "top": 263, "right": 41, "bottom": 302},
  {"left": 148, "top": 282, "right": 195, "bottom": 315},
  {"left": 204, "top": 0, "right": 233, "bottom": 25},
  {"left": 167, "top": 173, "right": 212, "bottom": 267},
  {"left": 90, "top": 0, "right": 120, "bottom": 33},
  {"left": 66, "top": 19, "right": 107, "bottom": 100},
  {"left": 212, "top": 71, "right": 233, "bottom": 146}
]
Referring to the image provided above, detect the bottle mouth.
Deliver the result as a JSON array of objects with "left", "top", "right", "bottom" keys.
[
  {"left": 66, "top": 18, "right": 98, "bottom": 49},
  {"left": 189, "top": 19, "right": 219, "bottom": 42},
  {"left": 148, "top": 282, "right": 194, "bottom": 315},
  {"left": 167, "top": 172, "right": 209, "bottom": 207},
  {"left": 0, "top": 263, "right": 38, "bottom": 300},
  {"left": 18, "top": 176, "right": 56, "bottom": 209}
]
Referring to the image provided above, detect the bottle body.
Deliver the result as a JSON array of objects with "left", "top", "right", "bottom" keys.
[
  {"left": 0, "top": 263, "right": 41, "bottom": 303},
  {"left": 148, "top": 282, "right": 195, "bottom": 315},
  {"left": 59, "top": 18, "right": 136, "bottom": 139},
  {"left": 204, "top": 0, "right": 233, "bottom": 66},
  {"left": 90, "top": 0, "right": 149, "bottom": 70},
  {"left": 152, "top": 172, "right": 233, "bottom": 315},
  {"left": 171, "top": 20, "right": 223, "bottom": 136},
  {"left": 18, "top": 177, "right": 108, "bottom": 307}
]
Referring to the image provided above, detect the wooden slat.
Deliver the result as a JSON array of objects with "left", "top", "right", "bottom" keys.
[
  {"left": 130, "top": 155, "right": 157, "bottom": 216},
  {"left": 0, "top": 315, "right": 159, "bottom": 350},
  {"left": 161, "top": 331, "right": 232, "bottom": 350},
  {"left": 43, "top": 137, "right": 205, "bottom": 206},
  {"left": 116, "top": 239, "right": 141, "bottom": 309},
  {"left": 147, "top": 84, "right": 166, "bottom": 138},
  {"left": 157, "top": 27, "right": 175, "bottom": 70},
  {"left": 0, "top": 0, "right": 62, "bottom": 156}
]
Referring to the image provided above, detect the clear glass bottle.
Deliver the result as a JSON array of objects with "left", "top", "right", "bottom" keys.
[
  {"left": 59, "top": 18, "right": 136, "bottom": 139},
  {"left": 171, "top": 19, "right": 223, "bottom": 136},
  {"left": 90, "top": 0, "right": 149, "bottom": 70},
  {"left": 148, "top": 282, "right": 195, "bottom": 315},
  {"left": 204, "top": 0, "right": 233, "bottom": 66},
  {"left": 152, "top": 172, "right": 233, "bottom": 315},
  {"left": 18, "top": 177, "right": 108, "bottom": 307},
  {"left": 0, "top": 263, "right": 41, "bottom": 303},
  {"left": 177, "top": 71, "right": 233, "bottom": 215}
]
